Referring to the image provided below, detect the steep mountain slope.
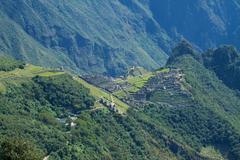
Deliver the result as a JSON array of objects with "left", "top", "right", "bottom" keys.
[
  {"left": 0, "top": 0, "right": 171, "bottom": 76},
  {"left": 169, "top": 61, "right": 240, "bottom": 159},
  {"left": 202, "top": 45, "right": 240, "bottom": 91},
  {"left": 150, "top": 44, "right": 240, "bottom": 159},
  {"left": 1, "top": 0, "right": 240, "bottom": 76},
  {"left": 149, "top": 0, "right": 240, "bottom": 49},
  {"left": 0, "top": 11, "right": 76, "bottom": 71}
]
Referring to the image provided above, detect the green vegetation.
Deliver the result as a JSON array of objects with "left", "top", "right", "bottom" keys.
[
  {"left": 75, "top": 77, "right": 129, "bottom": 114},
  {"left": 37, "top": 71, "right": 64, "bottom": 77},
  {"left": 1, "top": 0, "right": 240, "bottom": 159},
  {"left": 113, "top": 71, "right": 155, "bottom": 98},
  {"left": 139, "top": 102, "right": 240, "bottom": 159},
  {"left": 167, "top": 40, "right": 201, "bottom": 65},
  {"left": 1, "top": 0, "right": 240, "bottom": 76},
  {"left": 0, "top": 56, "right": 220, "bottom": 160},
  {"left": 0, "top": 70, "right": 96, "bottom": 159},
  {"left": 127, "top": 73, "right": 154, "bottom": 88},
  {"left": 1, "top": 42, "right": 240, "bottom": 160},
  {"left": 75, "top": 43, "right": 240, "bottom": 159},
  {"left": 113, "top": 67, "right": 170, "bottom": 99},
  {"left": 0, "top": 64, "right": 60, "bottom": 80},
  {"left": 33, "top": 75, "right": 95, "bottom": 113},
  {"left": 0, "top": 62, "right": 182, "bottom": 159},
  {"left": 0, "top": 0, "right": 171, "bottom": 76},
  {"left": 155, "top": 67, "right": 170, "bottom": 73},
  {"left": 168, "top": 44, "right": 240, "bottom": 132},
  {"left": 0, "top": 82, "right": 6, "bottom": 94},
  {"left": 0, "top": 137, "right": 44, "bottom": 160},
  {"left": 200, "top": 146, "right": 224, "bottom": 160},
  {"left": 0, "top": 56, "right": 25, "bottom": 71},
  {"left": 203, "top": 45, "right": 240, "bottom": 91},
  {"left": 163, "top": 42, "right": 240, "bottom": 159}
]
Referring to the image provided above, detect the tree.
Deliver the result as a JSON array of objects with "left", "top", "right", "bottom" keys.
[{"left": 0, "top": 137, "right": 44, "bottom": 160}]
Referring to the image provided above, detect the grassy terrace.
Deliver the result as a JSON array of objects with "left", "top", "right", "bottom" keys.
[
  {"left": 113, "top": 72, "right": 154, "bottom": 98},
  {"left": 113, "top": 68, "right": 170, "bottom": 99},
  {"left": 0, "top": 82, "right": 6, "bottom": 94},
  {"left": 0, "top": 64, "right": 64, "bottom": 80},
  {"left": 0, "top": 64, "right": 65, "bottom": 95},
  {"left": 74, "top": 77, "right": 129, "bottom": 114},
  {"left": 200, "top": 146, "right": 224, "bottom": 160}
]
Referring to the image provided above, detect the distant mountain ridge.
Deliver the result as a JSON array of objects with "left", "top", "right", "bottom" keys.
[{"left": 1, "top": 0, "right": 240, "bottom": 76}]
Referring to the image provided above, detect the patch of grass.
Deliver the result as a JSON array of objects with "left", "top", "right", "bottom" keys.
[
  {"left": 0, "top": 65, "right": 64, "bottom": 81},
  {"left": 37, "top": 71, "right": 64, "bottom": 77},
  {"left": 113, "top": 72, "right": 154, "bottom": 98},
  {"left": 114, "top": 90, "right": 128, "bottom": 98},
  {"left": 200, "top": 146, "right": 224, "bottom": 160},
  {"left": 25, "top": 64, "right": 44, "bottom": 73},
  {"left": 0, "top": 82, "right": 6, "bottom": 94},
  {"left": 127, "top": 73, "right": 153, "bottom": 87},
  {"left": 0, "top": 65, "right": 41, "bottom": 79},
  {"left": 155, "top": 68, "right": 170, "bottom": 73}
]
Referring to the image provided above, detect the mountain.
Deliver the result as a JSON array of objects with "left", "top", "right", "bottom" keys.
[
  {"left": 1, "top": 42, "right": 240, "bottom": 159},
  {"left": 1, "top": 0, "right": 240, "bottom": 76},
  {"left": 0, "top": 0, "right": 171, "bottom": 76},
  {"left": 202, "top": 45, "right": 240, "bottom": 91},
  {"left": 149, "top": 0, "right": 240, "bottom": 49},
  {"left": 84, "top": 42, "right": 240, "bottom": 159},
  {"left": 0, "top": 57, "right": 201, "bottom": 160},
  {"left": 1, "top": 1, "right": 240, "bottom": 159}
]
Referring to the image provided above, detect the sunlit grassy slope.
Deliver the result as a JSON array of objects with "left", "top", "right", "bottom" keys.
[
  {"left": 0, "top": 64, "right": 63, "bottom": 80},
  {"left": 74, "top": 77, "right": 129, "bottom": 114},
  {"left": 0, "top": 82, "right": 6, "bottom": 94},
  {"left": 200, "top": 146, "right": 224, "bottom": 160}
]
